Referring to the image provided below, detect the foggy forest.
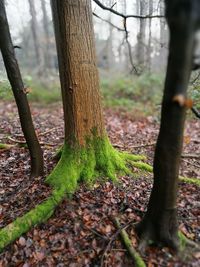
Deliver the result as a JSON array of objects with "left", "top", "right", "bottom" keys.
[{"left": 0, "top": 0, "right": 200, "bottom": 266}]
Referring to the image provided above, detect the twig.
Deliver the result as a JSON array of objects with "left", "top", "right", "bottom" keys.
[
  {"left": 182, "top": 159, "right": 200, "bottom": 169},
  {"left": 112, "top": 218, "right": 146, "bottom": 267},
  {"left": 181, "top": 154, "right": 200, "bottom": 159},
  {"left": 93, "top": 12, "right": 125, "bottom": 32},
  {"left": 131, "top": 142, "right": 156, "bottom": 149},
  {"left": 93, "top": 0, "right": 163, "bottom": 19},
  {"left": 123, "top": 18, "right": 138, "bottom": 75},
  {"left": 191, "top": 107, "right": 200, "bottom": 119},
  {"left": 100, "top": 219, "right": 135, "bottom": 267},
  {"left": 8, "top": 137, "right": 56, "bottom": 147}
]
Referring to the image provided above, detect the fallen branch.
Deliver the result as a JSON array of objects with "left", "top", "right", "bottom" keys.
[
  {"left": 112, "top": 218, "right": 146, "bottom": 267},
  {"left": 182, "top": 159, "right": 200, "bottom": 169},
  {"left": 131, "top": 142, "right": 156, "bottom": 149},
  {"left": 100, "top": 219, "right": 135, "bottom": 267},
  {"left": 8, "top": 137, "right": 56, "bottom": 147},
  {"left": 191, "top": 107, "right": 200, "bottom": 119},
  {"left": 0, "top": 143, "right": 14, "bottom": 150},
  {"left": 182, "top": 154, "right": 200, "bottom": 159}
]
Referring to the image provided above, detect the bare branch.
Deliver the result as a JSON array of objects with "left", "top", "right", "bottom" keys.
[
  {"left": 191, "top": 107, "right": 200, "bottom": 119},
  {"left": 93, "top": 12, "right": 125, "bottom": 32},
  {"left": 93, "top": 0, "right": 163, "bottom": 20}
]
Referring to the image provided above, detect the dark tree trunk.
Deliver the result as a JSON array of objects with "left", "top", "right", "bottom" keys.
[
  {"left": 136, "top": 0, "right": 198, "bottom": 250},
  {"left": 0, "top": 0, "right": 43, "bottom": 177}
]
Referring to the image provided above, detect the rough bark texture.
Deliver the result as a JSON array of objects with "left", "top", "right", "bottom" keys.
[
  {"left": 0, "top": 0, "right": 43, "bottom": 177},
  {"left": 136, "top": 0, "right": 198, "bottom": 250},
  {"left": 51, "top": 0, "right": 105, "bottom": 146}
]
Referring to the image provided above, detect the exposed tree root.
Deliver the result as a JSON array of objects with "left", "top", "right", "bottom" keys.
[
  {"left": 135, "top": 209, "right": 179, "bottom": 253},
  {"left": 130, "top": 161, "right": 200, "bottom": 186},
  {"left": 135, "top": 214, "right": 199, "bottom": 255},
  {"left": 0, "top": 188, "right": 65, "bottom": 251},
  {"left": 0, "top": 143, "right": 14, "bottom": 150},
  {"left": 113, "top": 217, "right": 146, "bottom": 267},
  {"left": 0, "top": 137, "right": 145, "bottom": 251}
]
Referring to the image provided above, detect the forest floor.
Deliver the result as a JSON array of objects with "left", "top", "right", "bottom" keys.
[{"left": 0, "top": 101, "right": 200, "bottom": 267}]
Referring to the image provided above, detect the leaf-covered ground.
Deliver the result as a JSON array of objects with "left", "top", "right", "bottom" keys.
[{"left": 0, "top": 102, "right": 199, "bottom": 267}]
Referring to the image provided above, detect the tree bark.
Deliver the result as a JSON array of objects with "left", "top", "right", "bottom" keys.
[
  {"left": 0, "top": 0, "right": 43, "bottom": 177},
  {"left": 51, "top": 0, "right": 105, "bottom": 146},
  {"left": 136, "top": 0, "right": 196, "bottom": 250}
]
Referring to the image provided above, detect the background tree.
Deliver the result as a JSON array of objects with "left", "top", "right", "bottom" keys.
[
  {"left": 28, "top": 0, "right": 43, "bottom": 73},
  {"left": 0, "top": 0, "right": 43, "bottom": 177}
]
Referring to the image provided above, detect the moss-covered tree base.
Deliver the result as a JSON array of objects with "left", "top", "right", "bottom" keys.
[{"left": 0, "top": 136, "right": 145, "bottom": 251}]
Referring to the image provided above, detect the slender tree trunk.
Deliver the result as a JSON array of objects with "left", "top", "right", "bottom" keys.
[
  {"left": 28, "top": 0, "right": 43, "bottom": 72},
  {"left": 0, "top": 0, "right": 43, "bottom": 177},
  {"left": 136, "top": 0, "right": 196, "bottom": 250},
  {"left": 137, "top": 0, "right": 147, "bottom": 68},
  {"left": 147, "top": 0, "right": 153, "bottom": 73},
  {"left": 51, "top": 0, "right": 105, "bottom": 145},
  {"left": 41, "top": 0, "right": 51, "bottom": 69}
]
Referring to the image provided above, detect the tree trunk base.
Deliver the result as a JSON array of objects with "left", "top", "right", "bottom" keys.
[
  {"left": 136, "top": 209, "right": 179, "bottom": 252},
  {"left": 0, "top": 136, "right": 145, "bottom": 251}
]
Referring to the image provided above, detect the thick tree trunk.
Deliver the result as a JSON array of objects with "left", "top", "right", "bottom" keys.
[
  {"left": 0, "top": 0, "right": 43, "bottom": 177},
  {"left": 51, "top": 0, "right": 105, "bottom": 146},
  {"left": 136, "top": 0, "right": 196, "bottom": 250}
]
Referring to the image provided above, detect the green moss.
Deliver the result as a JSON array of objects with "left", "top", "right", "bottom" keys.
[
  {"left": 178, "top": 231, "right": 188, "bottom": 251},
  {"left": 0, "top": 143, "right": 13, "bottom": 149},
  {"left": 46, "top": 136, "right": 145, "bottom": 191},
  {"left": 179, "top": 176, "right": 200, "bottom": 186},
  {"left": 0, "top": 135, "right": 145, "bottom": 251},
  {"left": 0, "top": 187, "right": 65, "bottom": 251},
  {"left": 129, "top": 161, "right": 200, "bottom": 187}
]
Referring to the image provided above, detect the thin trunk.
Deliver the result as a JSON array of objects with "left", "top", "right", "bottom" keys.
[
  {"left": 41, "top": 0, "right": 51, "bottom": 69},
  {"left": 136, "top": 0, "right": 195, "bottom": 250},
  {"left": 51, "top": 0, "right": 105, "bottom": 145},
  {"left": 0, "top": 0, "right": 43, "bottom": 177},
  {"left": 147, "top": 0, "right": 153, "bottom": 72},
  {"left": 137, "top": 0, "right": 147, "bottom": 68},
  {"left": 28, "top": 0, "right": 43, "bottom": 71}
]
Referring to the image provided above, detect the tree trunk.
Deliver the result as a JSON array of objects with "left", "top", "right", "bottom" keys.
[
  {"left": 137, "top": 0, "right": 147, "bottom": 68},
  {"left": 147, "top": 0, "right": 153, "bottom": 72},
  {"left": 51, "top": 0, "right": 105, "bottom": 145},
  {"left": 28, "top": 0, "right": 43, "bottom": 72},
  {"left": 0, "top": 0, "right": 43, "bottom": 177},
  {"left": 48, "top": 0, "right": 143, "bottom": 190},
  {"left": 136, "top": 0, "right": 196, "bottom": 250},
  {"left": 41, "top": 0, "right": 51, "bottom": 69}
]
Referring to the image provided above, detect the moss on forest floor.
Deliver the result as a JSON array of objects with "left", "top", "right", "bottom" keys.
[{"left": 0, "top": 136, "right": 146, "bottom": 253}]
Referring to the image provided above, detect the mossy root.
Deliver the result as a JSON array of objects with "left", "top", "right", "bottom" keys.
[
  {"left": 0, "top": 137, "right": 145, "bottom": 251},
  {"left": 0, "top": 188, "right": 65, "bottom": 251},
  {"left": 130, "top": 161, "right": 200, "bottom": 186},
  {"left": 113, "top": 218, "right": 146, "bottom": 267}
]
